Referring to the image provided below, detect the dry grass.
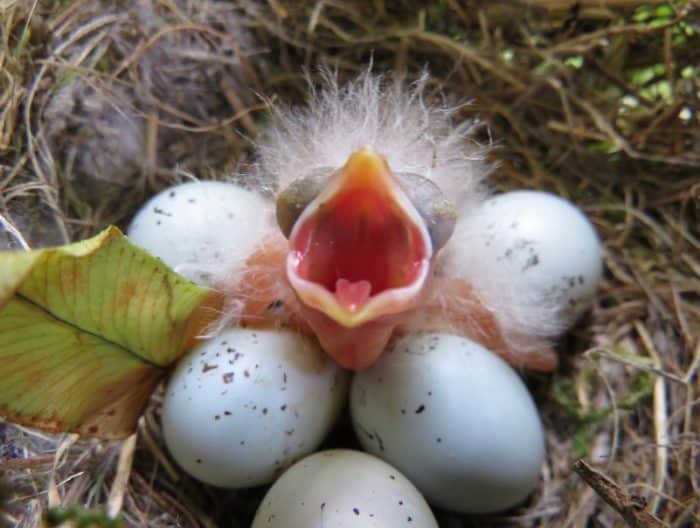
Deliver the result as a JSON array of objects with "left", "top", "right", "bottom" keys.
[{"left": 1, "top": 0, "right": 699, "bottom": 527}]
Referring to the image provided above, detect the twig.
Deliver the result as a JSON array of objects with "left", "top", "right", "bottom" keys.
[
  {"left": 583, "top": 347, "right": 685, "bottom": 384},
  {"left": 634, "top": 321, "right": 669, "bottom": 514},
  {"left": 0, "top": 212, "right": 30, "bottom": 250},
  {"left": 0, "top": 455, "right": 53, "bottom": 470},
  {"left": 573, "top": 460, "right": 666, "bottom": 528},
  {"left": 48, "top": 434, "right": 79, "bottom": 508},
  {"left": 107, "top": 432, "right": 137, "bottom": 518},
  {"left": 113, "top": 23, "right": 224, "bottom": 77},
  {"left": 550, "top": 8, "right": 691, "bottom": 54},
  {"left": 403, "top": 30, "right": 527, "bottom": 91}
]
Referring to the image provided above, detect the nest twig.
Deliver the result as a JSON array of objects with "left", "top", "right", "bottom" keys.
[{"left": 1, "top": 1, "right": 698, "bottom": 527}]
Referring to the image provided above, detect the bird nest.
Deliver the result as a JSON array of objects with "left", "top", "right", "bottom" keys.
[{"left": 1, "top": 0, "right": 698, "bottom": 526}]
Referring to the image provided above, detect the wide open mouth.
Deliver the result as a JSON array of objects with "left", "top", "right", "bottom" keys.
[{"left": 286, "top": 148, "right": 432, "bottom": 328}]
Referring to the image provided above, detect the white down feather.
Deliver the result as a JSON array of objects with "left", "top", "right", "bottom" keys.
[{"left": 208, "top": 69, "right": 567, "bottom": 347}]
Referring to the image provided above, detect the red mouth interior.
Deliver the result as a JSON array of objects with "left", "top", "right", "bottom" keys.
[{"left": 292, "top": 186, "right": 427, "bottom": 303}]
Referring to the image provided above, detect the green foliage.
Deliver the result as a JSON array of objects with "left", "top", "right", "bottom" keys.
[
  {"left": 44, "top": 506, "right": 124, "bottom": 528},
  {"left": 0, "top": 226, "right": 222, "bottom": 438},
  {"left": 11, "top": 27, "right": 32, "bottom": 59},
  {"left": 632, "top": 4, "right": 675, "bottom": 24},
  {"left": 552, "top": 363, "right": 654, "bottom": 457}
]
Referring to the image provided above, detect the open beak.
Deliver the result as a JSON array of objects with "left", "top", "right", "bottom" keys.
[{"left": 283, "top": 148, "right": 433, "bottom": 368}]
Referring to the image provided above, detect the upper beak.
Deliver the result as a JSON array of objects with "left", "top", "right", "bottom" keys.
[{"left": 285, "top": 148, "right": 433, "bottom": 329}]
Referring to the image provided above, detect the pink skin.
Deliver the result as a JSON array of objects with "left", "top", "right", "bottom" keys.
[
  {"left": 225, "top": 148, "right": 558, "bottom": 372},
  {"left": 225, "top": 232, "right": 427, "bottom": 371},
  {"left": 226, "top": 233, "right": 557, "bottom": 372},
  {"left": 281, "top": 149, "right": 432, "bottom": 369},
  {"left": 296, "top": 304, "right": 407, "bottom": 370}
]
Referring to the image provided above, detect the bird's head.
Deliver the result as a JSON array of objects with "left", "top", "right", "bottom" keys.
[{"left": 276, "top": 147, "right": 456, "bottom": 369}]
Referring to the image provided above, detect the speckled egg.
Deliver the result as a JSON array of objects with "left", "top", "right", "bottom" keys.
[
  {"left": 444, "top": 190, "right": 602, "bottom": 333},
  {"left": 162, "top": 327, "right": 348, "bottom": 488},
  {"left": 252, "top": 449, "right": 439, "bottom": 527},
  {"left": 127, "top": 180, "right": 272, "bottom": 287},
  {"left": 351, "top": 332, "right": 545, "bottom": 514}
]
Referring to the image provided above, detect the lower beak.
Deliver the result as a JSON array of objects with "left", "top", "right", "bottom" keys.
[{"left": 286, "top": 148, "right": 432, "bottom": 329}]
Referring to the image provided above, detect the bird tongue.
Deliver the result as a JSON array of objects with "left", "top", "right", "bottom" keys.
[
  {"left": 285, "top": 148, "right": 432, "bottom": 329},
  {"left": 335, "top": 278, "right": 372, "bottom": 311}
]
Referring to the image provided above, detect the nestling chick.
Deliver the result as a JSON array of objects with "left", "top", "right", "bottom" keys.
[{"left": 215, "top": 71, "right": 561, "bottom": 371}]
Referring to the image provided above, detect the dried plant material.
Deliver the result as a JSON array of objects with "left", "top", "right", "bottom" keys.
[
  {"left": 2, "top": 0, "right": 262, "bottom": 244},
  {"left": 107, "top": 433, "right": 137, "bottom": 518},
  {"left": 1, "top": 0, "right": 698, "bottom": 527},
  {"left": 0, "top": 213, "right": 29, "bottom": 250},
  {"left": 43, "top": 82, "right": 146, "bottom": 203},
  {"left": 573, "top": 459, "right": 665, "bottom": 528}
]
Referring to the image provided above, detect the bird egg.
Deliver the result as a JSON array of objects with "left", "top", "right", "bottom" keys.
[
  {"left": 351, "top": 332, "right": 545, "bottom": 514},
  {"left": 162, "top": 327, "right": 348, "bottom": 488}
]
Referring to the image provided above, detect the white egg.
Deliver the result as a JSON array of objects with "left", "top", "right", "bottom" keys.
[
  {"left": 444, "top": 190, "right": 602, "bottom": 334},
  {"left": 252, "top": 449, "right": 438, "bottom": 527},
  {"left": 351, "top": 333, "right": 545, "bottom": 514},
  {"left": 127, "top": 180, "right": 273, "bottom": 286},
  {"left": 162, "top": 327, "right": 348, "bottom": 488}
]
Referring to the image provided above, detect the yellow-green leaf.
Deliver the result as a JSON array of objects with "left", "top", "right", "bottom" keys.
[{"left": 0, "top": 226, "right": 223, "bottom": 439}]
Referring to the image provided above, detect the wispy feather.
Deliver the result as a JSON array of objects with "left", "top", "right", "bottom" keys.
[{"left": 256, "top": 69, "right": 490, "bottom": 212}]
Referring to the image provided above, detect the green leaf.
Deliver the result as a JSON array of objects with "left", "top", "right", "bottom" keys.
[
  {"left": 564, "top": 55, "right": 584, "bottom": 69},
  {"left": 655, "top": 4, "right": 673, "bottom": 18},
  {"left": 0, "top": 226, "right": 223, "bottom": 439},
  {"left": 45, "top": 506, "right": 124, "bottom": 528},
  {"left": 573, "top": 426, "right": 590, "bottom": 458}
]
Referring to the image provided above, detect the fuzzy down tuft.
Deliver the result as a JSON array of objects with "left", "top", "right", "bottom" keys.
[
  {"left": 232, "top": 70, "right": 563, "bottom": 355},
  {"left": 256, "top": 69, "right": 490, "bottom": 212}
]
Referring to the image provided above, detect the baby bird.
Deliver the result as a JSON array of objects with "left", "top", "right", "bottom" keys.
[{"left": 216, "top": 71, "right": 559, "bottom": 372}]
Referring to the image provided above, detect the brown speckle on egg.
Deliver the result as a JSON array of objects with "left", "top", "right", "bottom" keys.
[{"left": 202, "top": 362, "right": 217, "bottom": 373}]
